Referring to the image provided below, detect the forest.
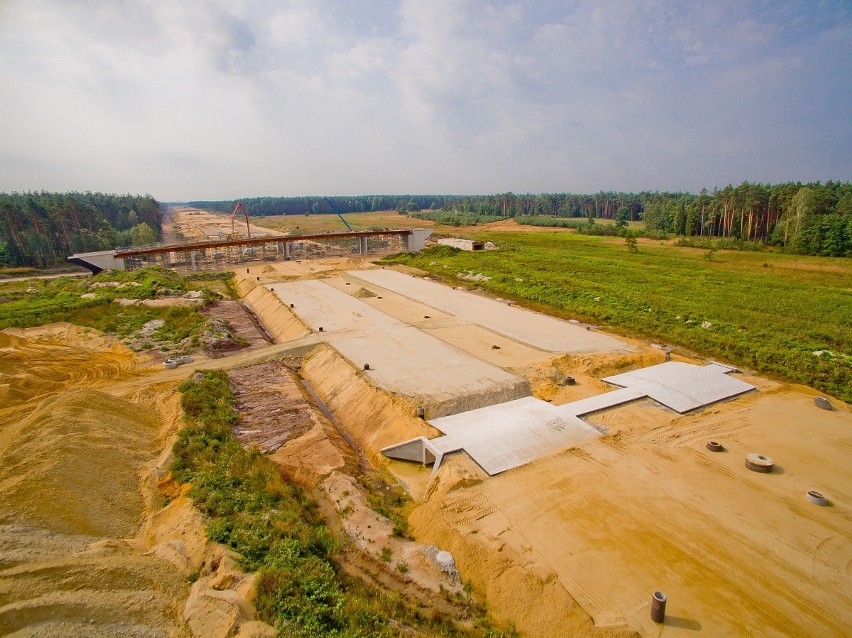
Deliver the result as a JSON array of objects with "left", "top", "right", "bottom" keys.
[
  {"left": 188, "top": 181, "right": 851, "bottom": 256},
  {"left": 0, "top": 192, "right": 162, "bottom": 267},
  {"left": 2, "top": 181, "right": 848, "bottom": 268}
]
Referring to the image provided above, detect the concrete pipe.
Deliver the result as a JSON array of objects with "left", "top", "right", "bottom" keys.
[
  {"left": 564, "top": 376, "right": 576, "bottom": 386},
  {"left": 745, "top": 453, "right": 774, "bottom": 473},
  {"left": 650, "top": 591, "right": 667, "bottom": 623},
  {"left": 706, "top": 441, "right": 724, "bottom": 452},
  {"left": 805, "top": 490, "right": 829, "bottom": 506}
]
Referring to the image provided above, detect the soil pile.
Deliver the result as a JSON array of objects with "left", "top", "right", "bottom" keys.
[
  {"left": 0, "top": 325, "right": 190, "bottom": 637},
  {"left": 0, "top": 389, "right": 159, "bottom": 537},
  {"left": 351, "top": 286, "right": 377, "bottom": 298}
]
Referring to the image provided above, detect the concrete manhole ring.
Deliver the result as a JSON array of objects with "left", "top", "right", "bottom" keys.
[
  {"left": 706, "top": 441, "right": 724, "bottom": 452},
  {"left": 806, "top": 490, "right": 830, "bottom": 506},
  {"left": 745, "top": 453, "right": 774, "bottom": 473}
]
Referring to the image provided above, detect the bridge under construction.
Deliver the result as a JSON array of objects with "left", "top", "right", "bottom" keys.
[{"left": 69, "top": 228, "right": 433, "bottom": 274}]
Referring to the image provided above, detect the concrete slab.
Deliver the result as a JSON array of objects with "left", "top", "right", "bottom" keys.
[
  {"left": 266, "top": 280, "right": 529, "bottom": 416},
  {"left": 603, "top": 362, "right": 755, "bottom": 413},
  {"left": 383, "top": 362, "right": 757, "bottom": 476},
  {"left": 427, "top": 397, "right": 601, "bottom": 476},
  {"left": 349, "top": 269, "right": 632, "bottom": 354},
  {"left": 558, "top": 387, "right": 646, "bottom": 417}
]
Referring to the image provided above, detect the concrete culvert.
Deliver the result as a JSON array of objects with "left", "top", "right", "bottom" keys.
[
  {"left": 806, "top": 490, "right": 830, "bottom": 506},
  {"left": 318, "top": 327, "right": 323, "bottom": 332},
  {"left": 706, "top": 441, "right": 724, "bottom": 452},
  {"left": 814, "top": 396, "right": 833, "bottom": 410},
  {"left": 745, "top": 453, "right": 774, "bottom": 473},
  {"left": 416, "top": 406, "right": 425, "bottom": 418},
  {"left": 290, "top": 303, "right": 294, "bottom": 308},
  {"left": 363, "top": 363, "right": 370, "bottom": 371},
  {"left": 564, "top": 376, "right": 576, "bottom": 386}
]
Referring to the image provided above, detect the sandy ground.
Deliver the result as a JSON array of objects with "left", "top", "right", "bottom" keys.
[
  {"left": 0, "top": 323, "right": 280, "bottom": 638},
  {"left": 238, "top": 258, "right": 852, "bottom": 638},
  {"left": 164, "top": 206, "right": 286, "bottom": 243},
  {"left": 0, "top": 325, "right": 191, "bottom": 637},
  {"left": 4, "top": 253, "right": 849, "bottom": 637}
]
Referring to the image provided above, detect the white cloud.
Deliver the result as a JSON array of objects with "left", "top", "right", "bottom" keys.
[{"left": 0, "top": 0, "right": 849, "bottom": 198}]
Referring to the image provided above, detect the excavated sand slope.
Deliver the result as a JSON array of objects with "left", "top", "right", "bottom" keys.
[
  {"left": 237, "top": 279, "right": 311, "bottom": 343},
  {"left": 301, "top": 344, "right": 439, "bottom": 462},
  {"left": 0, "top": 326, "right": 190, "bottom": 637}
]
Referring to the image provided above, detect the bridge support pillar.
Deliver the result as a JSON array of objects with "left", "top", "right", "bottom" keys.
[
  {"left": 284, "top": 243, "right": 291, "bottom": 259},
  {"left": 190, "top": 251, "right": 197, "bottom": 271}
]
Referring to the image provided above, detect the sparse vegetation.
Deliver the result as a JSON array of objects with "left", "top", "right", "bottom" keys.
[
  {"left": 174, "top": 371, "right": 514, "bottom": 638},
  {"left": 0, "top": 267, "right": 237, "bottom": 357},
  {"left": 382, "top": 234, "right": 852, "bottom": 402}
]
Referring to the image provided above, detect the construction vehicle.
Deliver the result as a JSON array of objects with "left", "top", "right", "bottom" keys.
[{"left": 230, "top": 201, "right": 251, "bottom": 238}]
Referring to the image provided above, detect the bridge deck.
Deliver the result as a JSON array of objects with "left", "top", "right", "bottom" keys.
[{"left": 115, "top": 229, "right": 412, "bottom": 257}]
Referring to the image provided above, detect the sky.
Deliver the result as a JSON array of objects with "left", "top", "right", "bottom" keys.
[{"left": 0, "top": 0, "right": 850, "bottom": 201}]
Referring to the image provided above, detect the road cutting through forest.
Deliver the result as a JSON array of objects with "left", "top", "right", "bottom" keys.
[{"left": 1, "top": 255, "right": 849, "bottom": 637}]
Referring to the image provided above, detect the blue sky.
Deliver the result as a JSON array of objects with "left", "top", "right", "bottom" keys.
[{"left": 0, "top": 0, "right": 849, "bottom": 201}]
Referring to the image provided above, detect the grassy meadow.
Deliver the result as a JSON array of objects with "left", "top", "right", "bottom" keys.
[{"left": 382, "top": 232, "right": 852, "bottom": 402}]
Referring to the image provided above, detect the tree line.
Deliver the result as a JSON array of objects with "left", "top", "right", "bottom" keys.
[
  {"left": 188, "top": 182, "right": 851, "bottom": 256},
  {"left": 641, "top": 181, "right": 851, "bottom": 256},
  {"left": 0, "top": 192, "right": 162, "bottom": 267},
  {"left": 184, "top": 192, "right": 651, "bottom": 220}
]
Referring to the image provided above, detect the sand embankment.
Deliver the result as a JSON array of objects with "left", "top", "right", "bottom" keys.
[
  {"left": 0, "top": 325, "right": 273, "bottom": 638},
  {"left": 235, "top": 276, "right": 310, "bottom": 343},
  {"left": 300, "top": 344, "right": 438, "bottom": 464}
]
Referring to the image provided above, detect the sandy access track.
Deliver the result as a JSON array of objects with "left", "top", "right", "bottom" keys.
[{"left": 236, "top": 259, "right": 852, "bottom": 638}]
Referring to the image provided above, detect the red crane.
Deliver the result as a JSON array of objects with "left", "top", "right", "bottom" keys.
[{"left": 230, "top": 201, "right": 251, "bottom": 238}]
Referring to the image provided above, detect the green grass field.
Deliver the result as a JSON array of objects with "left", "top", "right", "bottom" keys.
[{"left": 383, "top": 232, "right": 852, "bottom": 402}]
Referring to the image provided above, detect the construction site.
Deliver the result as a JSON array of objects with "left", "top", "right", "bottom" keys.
[
  {"left": 231, "top": 258, "right": 851, "bottom": 637},
  {"left": 1, "top": 206, "right": 849, "bottom": 637}
]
